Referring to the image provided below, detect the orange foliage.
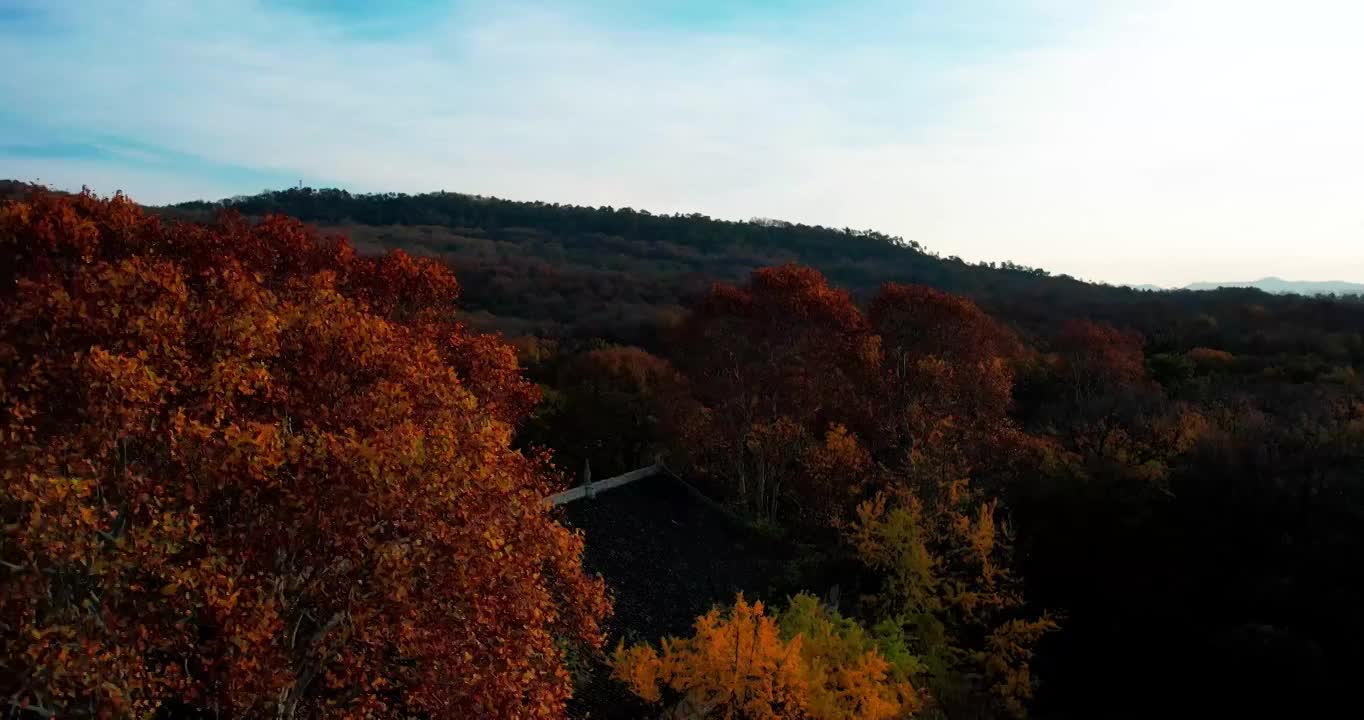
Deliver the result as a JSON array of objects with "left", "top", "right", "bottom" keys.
[
  {"left": 612, "top": 595, "right": 917, "bottom": 720},
  {"left": 0, "top": 190, "right": 608, "bottom": 718},
  {"left": 1186, "top": 346, "right": 1235, "bottom": 368},
  {"left": 796, "top": 424, "right": 874, "bottom": 524},
  {"left": 682, "top": 264, "right": 877, "bottom": 424},
  {"left": 868, "top": 283, "right": 1023, "bottom": 368},
  {"left": 866, "top": 284, "right": 1022, "bottom": 484},
  {"left": 1053, "top": 319, "right": 1146, "bottom": 391},
  {"left": 580, "top": 345, "right": 685, "bottom": 393},
  {"left": 661, "top": 265, "right": 1056, "bottom": 716}
]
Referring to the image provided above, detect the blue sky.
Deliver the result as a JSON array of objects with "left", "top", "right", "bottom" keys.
[{"left": 2, "top": 0, "right": 1362, "bottom": 286}]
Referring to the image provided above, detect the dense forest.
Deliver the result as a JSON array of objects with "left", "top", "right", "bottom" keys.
[
  {"left": 162, "top": 188, "right": 1364, "bottom": 356},
  {"left": 3, "top": 184, "right": 1362, "bottom": 718}
]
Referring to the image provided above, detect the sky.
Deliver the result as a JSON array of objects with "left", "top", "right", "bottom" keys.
[{"left": 2, "top": 0, "right": 1362, "bottom": 287}]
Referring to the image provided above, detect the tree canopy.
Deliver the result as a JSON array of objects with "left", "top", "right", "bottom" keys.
[{"left": 0, "top": 190, "right": 607, "bottom": 718}]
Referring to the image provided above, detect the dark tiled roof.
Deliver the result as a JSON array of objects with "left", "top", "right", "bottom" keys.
[{"left": 558, "top": 474, "right": 795, "bottom": 719}]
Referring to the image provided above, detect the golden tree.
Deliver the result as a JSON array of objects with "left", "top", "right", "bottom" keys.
[
  {"left": 612, "top": 594, "right": 919, "bottom": 720},
  {"left": 850, "top": 485, "right": 1057, "bottom": 719}
]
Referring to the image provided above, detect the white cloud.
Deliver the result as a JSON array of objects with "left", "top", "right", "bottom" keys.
[{"left": 3, "top": 0, "right": 1362, "bottom": 286}]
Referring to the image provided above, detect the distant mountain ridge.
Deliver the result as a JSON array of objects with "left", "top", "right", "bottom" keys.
[{"left": 1183, "top": 277, "right": 1364, "bottom": 295}]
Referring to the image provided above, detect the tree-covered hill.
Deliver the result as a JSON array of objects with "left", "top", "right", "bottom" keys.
[
  {"left": 160, "top": 187, "right": 1072, "bottom": 332},
  {"left": 160, "top": 186, "right": 1364, "bottom": 367},
  {"left": 6, "top": 184, "right": 1362, "bottom": 718}
]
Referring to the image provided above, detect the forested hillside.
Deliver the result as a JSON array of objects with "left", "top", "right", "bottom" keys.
[
  {"left": 165, "top": 188, "right": 1364, "bottom": 359},
  {"left": 3, "top": 185, "right": 1362, "bottom": 719},
  {"left": 167, "top": 188, "right": 1364, "bottom": 718}
]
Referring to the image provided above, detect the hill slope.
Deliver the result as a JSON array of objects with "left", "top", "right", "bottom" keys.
[
  {"left": 157, "top": 187, "right": 1364, "bottom": 362},
  {"left": 162, "top": 187, "right": 1105, "bottom": 334}
]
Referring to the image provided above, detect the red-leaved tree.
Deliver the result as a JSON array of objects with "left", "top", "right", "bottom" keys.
[
  {"left": 673, "top": 265, "right": 879, "bottom": 520},
  {"left": 0, "top": 190, "right": 608, "bottom": 718}
]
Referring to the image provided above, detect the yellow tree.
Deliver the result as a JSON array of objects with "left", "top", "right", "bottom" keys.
[
  {"left": 850, "top": 485, "right": 1057, "bottom": 719},
  {"left": 612, "top": 594, "right": 919, "bottom": 720}
]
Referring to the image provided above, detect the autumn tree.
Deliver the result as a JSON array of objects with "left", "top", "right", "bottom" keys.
[
  {"left": 793, "top": 424, "right": 876, "bottom": 526},
  {"left": 663, "top": 269, "right": 1056, "bottom": 717},
  {"left": 850, "top": 484, "right": 1057, "bottom": 719},
  {"left": 1051, "top": 320, "right": 1146, "bottom": 412},
  {"left": 1025, "top": 320, "right": 1212, "bottom": 495},
  {"left": 1186, "top": 346, "right": 1235, "bottom": 371},
  {"left": 522, "top": 343, "right": 690, "bottom": 477},
  {"left": 868, "top": 284, "right": 1022, "bottom": 370},
  {"left": 673, "top": 265, "right": 879, "bottom": 520},
  {"left": 0, "top": 190, "right": 608, "bottom": 718},
  {"left": 865, "top": 284, "right": 1027, "bottom": 494},
  {"left": 612, "top": 594, "right": 919, "bottom": 720}
]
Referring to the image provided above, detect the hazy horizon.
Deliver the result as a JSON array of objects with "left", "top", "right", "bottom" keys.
[{"left": 3, "top": 0, "right": 1362, "bottom": 287}]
